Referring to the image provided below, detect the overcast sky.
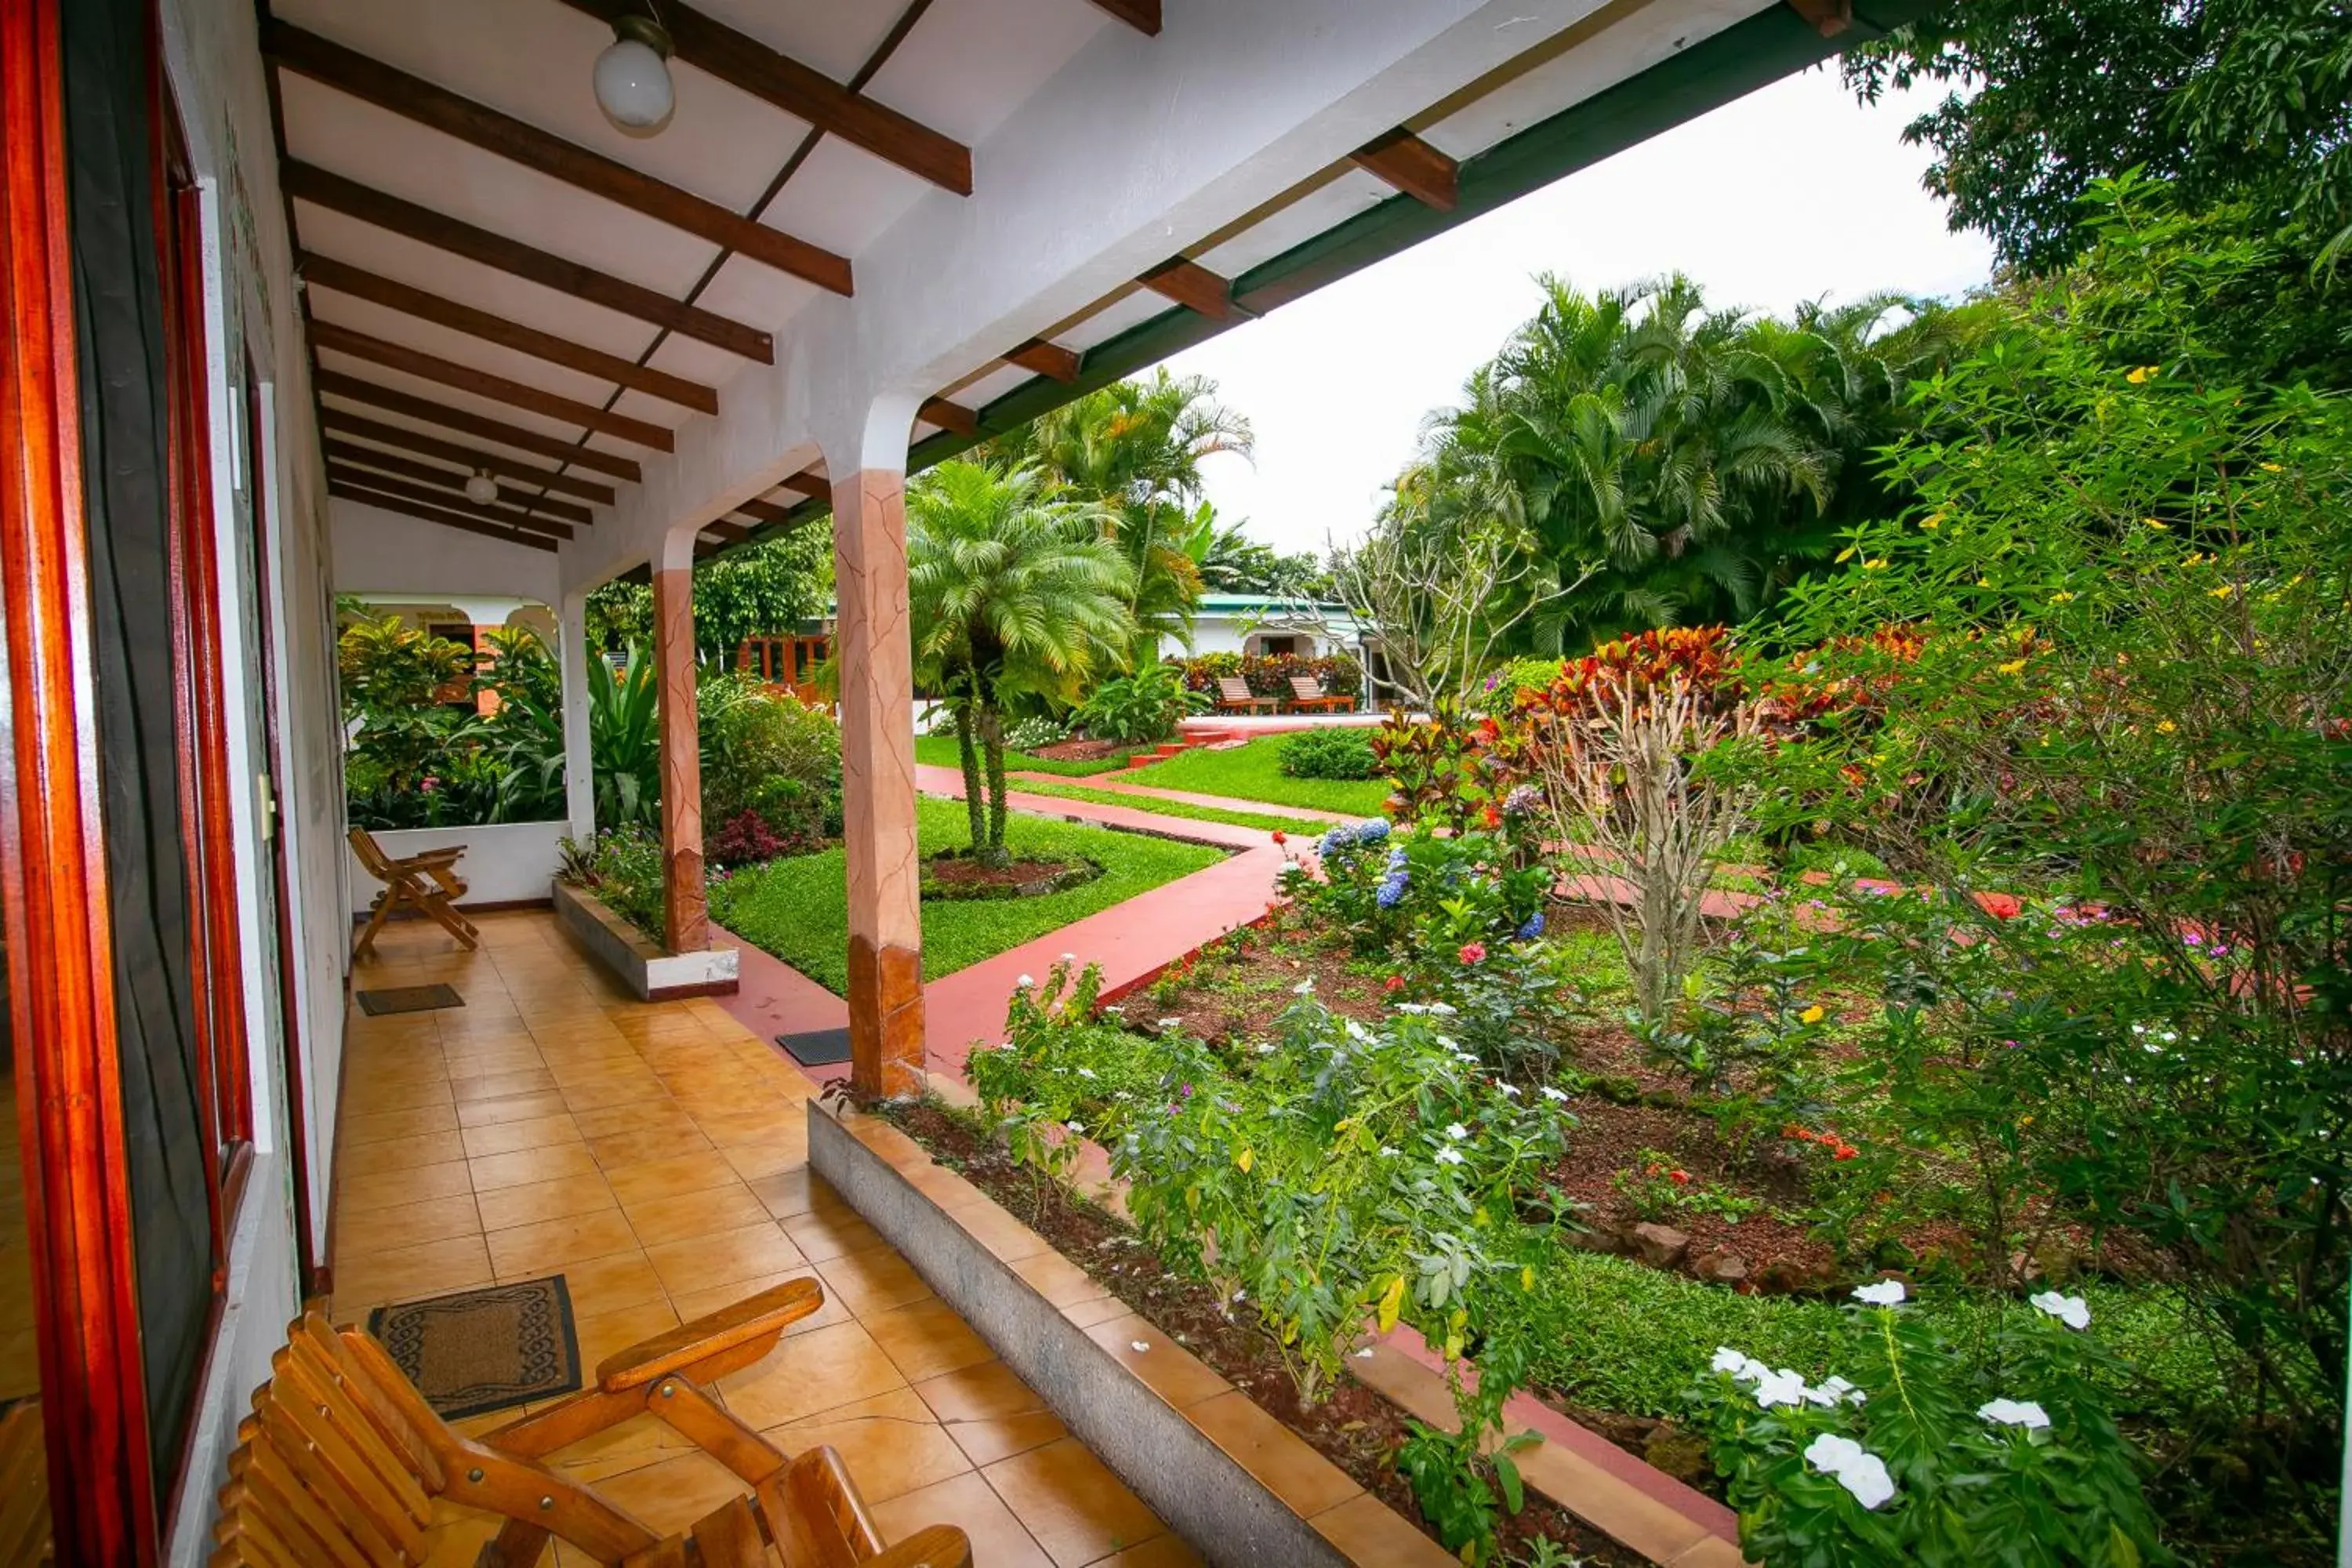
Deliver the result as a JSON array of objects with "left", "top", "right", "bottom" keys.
[{"left": 1159, "top": 64, "right": 1995, "bottom": 558}]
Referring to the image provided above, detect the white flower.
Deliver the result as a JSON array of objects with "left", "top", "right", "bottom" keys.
[
  {"left": 1059, "top": 952, "right": 1076, "bottom": 963},
  {"left": 1426, "top": 1002, "right": 1457, "bottom": 1016},
  {"left": 1752, "top": 1368, "right": 1810, "bottom": 1409},
  {"left": 1540, "top": 1085, "right": 1570, "bottom": 1102},
  {"left": 1495, "top": 1083, "right": 1519, "bottom": 1097},
  {"left": 1977, "top": 1398, "right": 2050, "bottom": 1430},
  {"left": 2029, "top": 1290, "right": 2091, "bottom": 1330},
  {"left": 1435, "top": 1146, "right": 1466, "bottom": 1167},
  {"left": 1711, "top": 1347, "right": 1761, "bottom": 1379},
  {"left": 1444, "top": 1123, "right": 1469, "bottom": 1141},
  {"left": 1834, "top": 1452, "right": 1896, "bottom": 1510},
  {"left": 1805, "top": 1432, "right": 1866, "bottom": 1473},
  {"left": 1157, "top": 1018, "right": 1185, "bottom": 1032},
  {"left": 1016, "top": 974, "right": 1036, "bottom": 989},
  {"left": 1378, "top": 1145, "right": 1398, "bottom": 1157},
  {"left": 1394, "top": 1003, "right": 1428, "bottom": 1015},
  {"left": 1065, "top": 1120, "right": 1085, "bottom": 1134},
  {"left": 1851, "top": 1279, "right": 1907, "bottom": 1307},
  {"left": 1815, "top": 1375, "right": 1864, "bottom": 1406},
  {"left": 1345, "top": 1019, "right": 1370, "bottom": 1041},
  {"left": 1292, "top": 978, "right": 1316, "bottom": 994},
  {"left": 1130, "top": 1340, "right": 1151, "bottom": 1353},
  {"left": 1076, "top": 1067, "right": 1097, "bottom": 1079}
]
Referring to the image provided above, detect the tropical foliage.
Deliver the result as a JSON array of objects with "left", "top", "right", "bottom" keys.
[
  {"left": 584, "top": 525, "right": 832, "bottom": 659},
  {"left": 340, "top": 612, "right": 569, "bottom": 829}
]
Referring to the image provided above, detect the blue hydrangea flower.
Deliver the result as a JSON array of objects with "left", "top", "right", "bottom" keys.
[
  {"left": 1376, "top": 871, "right": 1409, "bottom": 909},
  {"left": 1318, "top": 826, "right": 1348, "bottom": 858},
  {"left": 1353, "top": 818, "right": 1391, "bottom": 845},
  {"left": 1516, "top": 912, "right": 1546, "bottom": 941}
]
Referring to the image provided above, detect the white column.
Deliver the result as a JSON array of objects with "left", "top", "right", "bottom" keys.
[{"left": 560, "top": 588, "right": 594, "bottom": 841}]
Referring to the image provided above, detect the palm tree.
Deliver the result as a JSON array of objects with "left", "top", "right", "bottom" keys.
[
  {"left": 906, "top": 461, "right": 1137, "bottom": 865},
  {"left": 994, "top": 370, "right": 1253, "bottom": 661}
]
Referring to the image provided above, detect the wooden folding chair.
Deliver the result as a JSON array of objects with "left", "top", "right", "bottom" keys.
[
  {"left": 350, "top": 827, "right": 479, "bottom": 959},
  {"left": 209, "top": 1279, "right": 971, "bottom": 1568},
  {"left": 0, "top": 1399, "right": 52, "bottom": 1566},
  {"left": 1285, "top": 675, "right": 1353, "bottom": 713},
  {"left": 1214, "top": 676, "right": 1279, "bottom": 715}
]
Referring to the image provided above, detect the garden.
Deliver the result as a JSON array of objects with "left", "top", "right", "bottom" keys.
[{"left": 861, "top": 177, "right": 2352, "bottom": 1566}]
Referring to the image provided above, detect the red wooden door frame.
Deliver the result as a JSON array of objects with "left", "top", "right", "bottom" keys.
[{"left": 0, "top": 0, "right": 165, "bottom": 1560}]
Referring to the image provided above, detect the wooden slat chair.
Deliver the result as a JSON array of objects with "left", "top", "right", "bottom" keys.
[
  {"left": 0, "top": 1399, "right": 53, "bottom": 1565},
  {"left": 210, "top": 1279, "right": 970, "bottom": 1568},
  {"left": 349, "top": 827, "right": 479, "bottom": 959},
  {"left": 1285, "top": 675, "right": 1354, "bottom": 713},
  {"left": 1213, "top": 675, "right": 1279, "bottom": 715}
]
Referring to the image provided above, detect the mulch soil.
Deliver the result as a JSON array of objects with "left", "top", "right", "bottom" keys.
[
  {"left": 922, "top": 855, "right": 1085, "bottom": 892},
  {"left": 1028, "top": 738, "right": 1141, "bottom": 763},
  {"left": 888, "top": 1100, "right": 1647, "bottom": 1568}
]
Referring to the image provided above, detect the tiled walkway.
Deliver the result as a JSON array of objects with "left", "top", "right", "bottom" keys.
[{"left": 335, "top": 913, "right": 1192, "bottom": 1566}]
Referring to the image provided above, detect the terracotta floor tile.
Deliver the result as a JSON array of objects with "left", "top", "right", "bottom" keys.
[
  {"left": 333, "top": 1194, "right": 482, "bottom": 1259},
  {"left": 330, "top": 1234, "right": 494, "bottom": 1315},
  {"left": 474, "top": 1174, "right": 619, "bottom": 1233},
  {"left": 778, "top": 1203, "right": 883, "bottom": 1263},
  {"left": 573, "top": 1297, "right": 680, "bottom": 1370},
  {"left": 1007, "top": 1250, "right": 1106, "bottom": 1310},
  {"left": 747, "top": 1167, "right": 815, "bottom": 1218},
  {"left": 954, "top": 1203, "right": 1051, "bottom": 1264},
  {"left": 1307, "top": 1494, "right": 1460, "bottom": 1568},
  {"left": 873, "top": 1471, "right": 1051, "bottom": 1568},
  {"left": 719, "top": 1321, "right": 907, "bottom": 1429},
  {"left": 603, "top": 1149, "right": 741, "bottom": 1207},
  {"left": 670, "top": 1268, "right": 850, "bottom": 1337},
  {"left": 779, "top": 1387, "right": 971, "bottom": 1502},
  {"left": 554, "top": 1074, "right": 670, "bottom": 1112},
  {"left": 590, "top": 1450, "right": 746, "bottom": 1537},
  {"left": 644, "top": 1221, "right": 806, "bottom": 1296},
  {"left": 916, "top": 1362, "right": 1066, "bottom": 1468},
  {"left": 571, "top": 1098, "right": 700, "bottom": 1142},
  {"left": 469, "top": 1143, "right": 602, "bottom": 1193},
  {"left": 460, "top": 1113, "right": 583, "bottom": 1160},
  {"left": 487, "top": 1207, "right": 642, "bottom": 1278},
  {"left": 339, "top": 1130, "right": 470, "bottom": 1181},
  {"left": 448, "top": 1068, "right": 560, "bottom": 1104},
  {"left": 419, "top": 1510, "right": 503, "bottom": 1567},
  {"left": 1079, "top": 1315, "right": 1230, "bottom": 1410},
  {"left": 862, "top": 1298, "right": 993, "bottom": 1384},
  {"left": 336, "top": 1160, "right": 473, "bottom": 1215},
  {"left": 349, "top": 1078, "right": 457, "bottom": 1114},
  {"left": 685, "top": 1109, "right": 804, "bottom": 1151},
  {"left": 437, "top": 1044, "right": 545, "bottom": 1075},
  {"left": 539, "top": 1410, "right": 700, "bottom": 1486},
  {"left": 1185, "top": 1390, "right": 1359, "bottom": 1518},
  {"left": 619, "top": 1181, "right": 770, "bottom": 1243},
  {"left": 1088, "top": 1536, "right": 1205, "bottom": 1568},
  {"left": 455, "top": 1091, "right": 573, "bottom": 1128},
  {"left": 812, "top": 1245, "right": 935, "bottom": 1318},
  {"left": 584, "top": 1124, "right": 713, "bottom": 1172},
  {"left": 982, "top": 1438, "right": 1165, "bottom": 1568},
  {"left": 549, "top": 1251, "right": 668, "bottom": 1317}
]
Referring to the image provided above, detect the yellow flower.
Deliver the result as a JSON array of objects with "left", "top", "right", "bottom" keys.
[
  {"left": 1377, "top": 1275, "right": 1406, "bottom": 1334},
  {"left": 1864, "top": 558, "right": 1888, "bottom": 571},
  {"left": 1919, "top": 512, "right": 1944, "bottom": 530},
  {"left": 1235, "top": 1148, "right": 1254, "bottom": 1173},
  {"left": 2209, "top": 583, "right": 2236, "bottom": 599},
  {"left": 1997, "top": 658, "right": 2027, "bottom": 675},
  {"left": 1977, "top": 577, "right": 1993, "bottom": 588},
  {"left": 2157, "top": 720, "right": 2177, "bottom": 734},
  {"left": 1799, "top": 1004, "right": 1826, "bottom": 1025},
  {"left": 1834, "top": 546, "right": 1857, "bottom": 564},
  {"left": 2183, "top": 552, "right": 2207, "bottom": 567},
  {"left": 1521, "top": 1265, "right": 1535, "bottom": 1292},
  {"left": 2050, "top": 590, "right": 2076, "bottom": 603},
  {"left": 2126, "top": 365, "right": 2158, "bottom": 383},
  {"left": 2143, "top": 517, "right": 2169, "bottom": 530},
  {"left": 2260, "top": 462, "right": 2283, "bottom": 473}
]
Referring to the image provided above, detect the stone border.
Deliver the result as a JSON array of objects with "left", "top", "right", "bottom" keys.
[
  {"left": 809, "top": 1103, "right": 1457, "bottom": 1568},
  {"left": 552, "top": 880, "right": 739, "bottom": 1000}
]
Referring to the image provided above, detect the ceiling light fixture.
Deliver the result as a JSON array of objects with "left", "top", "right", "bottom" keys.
[
  {"left": 593, "top": 11, "right": 675, "bottom": 136},
  {"left": 464, "top": 471, "right": 500, "bottom": 506}
]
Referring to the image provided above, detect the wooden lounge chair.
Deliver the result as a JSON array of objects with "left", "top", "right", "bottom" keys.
[
  {"left": 1285, "top": 675, "right": 1354, "bottom": 713},
  {"left": 349, "top": 826, "right": 478, "bottom": 958},
  {"left": 209, "top": 1279, "right": 971, "bottom": 1568},
  {"left": 1214, "top": 676, "right": 1279, "bottom": 715},
  {"left": 0, "top": 1400, "right": 51, "bottom": 1566}
]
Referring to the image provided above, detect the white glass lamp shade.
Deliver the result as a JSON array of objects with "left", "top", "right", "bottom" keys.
[
  {"left": 464, "top": 473, "right": 499, "bottom": 505},
  {"left": 593, "top": 20, "right": 674, "bottom": 136}
]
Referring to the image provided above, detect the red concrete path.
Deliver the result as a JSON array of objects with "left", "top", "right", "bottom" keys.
[{"left": 1007, "top": 770, "right": 1357, "bottom": 825}]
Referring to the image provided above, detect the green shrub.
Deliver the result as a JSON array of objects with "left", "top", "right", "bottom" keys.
[
  {"left": 557, "top": 826, "right": 665, "bottom": 941},
  {"left": 1073, "top": 663, "right": 1207, "bottom": 743},
  {"left": 699, "top": 674, "right": 841, "bottom": 859},
  {"left": 1276, "top": 727, "right": 1377, "bottom": 780}
]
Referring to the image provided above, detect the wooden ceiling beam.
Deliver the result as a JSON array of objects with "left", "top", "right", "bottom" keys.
[
  {"left": 301, "top": 253, "right": 718, "bottom": 414},
  {"left": 263, "top": 20, "right": 853, "bottom": 294},
  {"left": 322, "top": 440, "right": 593, "bottom": 524},
  {"left": 310, "top": 321, "right": 676, "bottom": 451},
  {"left": 316, "top": 407, "right": 617, "bottom": 503},
  {"left": 284, "top": 161, "right": 772, "bottom": 362},
  {"left": 326, "top": 477, "right": 561, "bottom": 552},
  {"left": 1784, "top": 0, "right": 1853, "bottom": 36},
  {"left": 1138, "top": 256, "right": 1236, "bottom": 320},
  {"left": 325, "top": 465, "right": 575, "bottom": 539},
  {"left": 554, "top": 0, "right": 972, "bottom": 195},
  {"left": 1007, "top": 339, "right": 1080, "bottom": 382},
  {"left": 919, "top": 397, "right": 979, "bottom": 437},
  {"left": 1351, "top": 127, "right": 1458, "bottom": 211},
  {"left": 733, "top": 497, "right": 794, "bottom": 526},
  {"left": 777, "top": 467, "right": 828, "bottom": 497},
  {"left": 702, "top": 518, "right": 752, "bottom": 543},
  {"left": 1087, "top": 0, "right": 1161, "bottom": 34},
  {"left": 314, "top": 370, "right": 644, "bottom": 481}
]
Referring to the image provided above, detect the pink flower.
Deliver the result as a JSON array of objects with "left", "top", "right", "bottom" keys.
[
  {"left": 1458, "top": 942, "right": 1486, "bottom": 966},
  {"left": 1669, "top": 1170, "right": 1690, "bottom": 1185},
  {"left": 1383, "top": 975, "right": 1405, "bottom": 993}
]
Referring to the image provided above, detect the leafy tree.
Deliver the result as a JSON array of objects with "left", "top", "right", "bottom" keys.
[
  {"left": 583, "top": 525, "right": 832, "bottom": 662},
  {"left": 1199, "top": 524, "right": 1330, "bottom": 599},
  {"left": 906, "top": 462, "right": 1137, "bottom": 865},
  {"left": 1847, "top": 0, "right": 2352, "bottom": 274}
]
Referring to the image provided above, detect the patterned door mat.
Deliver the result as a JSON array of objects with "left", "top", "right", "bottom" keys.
[
  {"left": 356, "top": 983, "right": 465, "bottom": 1015},
  {"left": 778, "top": 1026, "right": 853, "bottom": 1065},
  {"left": 366, "top": 1276, "right": 580, "bottom": 1421}
]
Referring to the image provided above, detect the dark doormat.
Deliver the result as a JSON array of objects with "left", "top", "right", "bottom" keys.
[
  {"left": 367, "top": 1276, "right": 581, "bottom": 1421},
  {"left": 356, "top": 983, "right": 466, "bottom": 1015},
  {"left": 778, "top": 1026, "right": 854, "bottom": 1066}
]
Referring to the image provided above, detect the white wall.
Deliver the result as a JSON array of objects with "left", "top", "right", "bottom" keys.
[
  {"left": 350, "top": 822, "right": 570, "bottom": 915},
  {"left": 332, "top": 495, "right": 564, "bottom": 603}
]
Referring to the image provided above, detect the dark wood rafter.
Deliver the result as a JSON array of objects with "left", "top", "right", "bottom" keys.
[
  {"left": 1088, "top": 0, "right": 1161, "bottom": 34},
  {"left": 554, "top": 0, "right": 973, "bottom": 195},
  {"left": 918, "top": 397, "right": 978, "bottom": 437},
  {"left": 1785, "top": 0, "right": 1853, "bottom": 35},
  {"left": 1350, "top": 125, "right": 1458, "bottom": 211},
  {"left": 1137, "top": 256, "right": 1236, "bottom": 319},
  {"left": 327, "top": 479, "right": 564, "bottom": 552},
  {"left": 0, "top": 1, "right": 160, "bottom": 1555},
  {"left": 263, "top": 20, "right": 855, "bottom": 294},
  {"left": 327, "top": 472, "right": 569, "bottom": 545},
  {"left": 315, "top": 370, "right": 643, "bottom": 480},
  {"left": 308, "top": 321, "right": 677, "bottom": 451},
  {"left": 316, "top": 407, "right": 616, "bottom": 503},
  {"left": 1007, "top": 338, "right": 1080, "bottom": 382},
  {"left": 282, "top": 161, "right": 773, "bottom": 362},
  {"left": 321, "top": 441, "right": 593, "bottom": 523},
  {"left": 324, "top": 466, "right": 577, "bottom": 540},
  {"left": 733, "top": 498, "right": 793, "bottom": 526},
  {"left": 299, "top": 254, "right": 719, "bottom": 413},
  {"left": 777, "top": 467, "right": 828, "bottom": 495},
  {"left": 701, "top": 519, "right": 751, "bottom": 543}
]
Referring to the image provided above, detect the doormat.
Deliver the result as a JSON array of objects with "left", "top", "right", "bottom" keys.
[
  {"left": 367, "top": 1276, "right": 580, "bottom": 1421},
  {"left": 357, "top": 983, "right": 466, "bottom": 1015},
  {"left": 778, "top": 1026, "right": 854, "bottom": 1066}
]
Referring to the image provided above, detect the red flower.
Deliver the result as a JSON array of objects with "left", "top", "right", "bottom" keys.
[
  {"left": 1271, "top": 829, "right": 1287, "bottom": 845},
  {"left": 1458, "top": 942, "right": 1486, "bottom": 966},
  {"left": 1383, "top": 975, "right": 1406, "bottom": 993},
  {"left": 1833, "top": 1145, "right": 1859, "bottom": 1161},
  {"left": 1669, "top": 1170, "right": 1690, "bottom": 1185},
  {"left": 1481, "top": 803, "right": 1501, "bottom": 829}
]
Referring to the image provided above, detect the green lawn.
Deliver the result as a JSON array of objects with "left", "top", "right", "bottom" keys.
[
  {"left": 913, "top": 733, "right": 1134, "bottom": 777},
  {"left": 710, "top": 797, "right": 1225, "bottom": 993},
  {"left": 1118, "top": 735, "right": 1392, "bottom": 816},
  {"left": 1006, "top": 780, "right": 1308, "bottom": 834}
]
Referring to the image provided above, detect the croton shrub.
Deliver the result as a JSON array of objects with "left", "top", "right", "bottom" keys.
[{"left": 1170, "top": 650, "right": 1364, "bottom": 699}]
